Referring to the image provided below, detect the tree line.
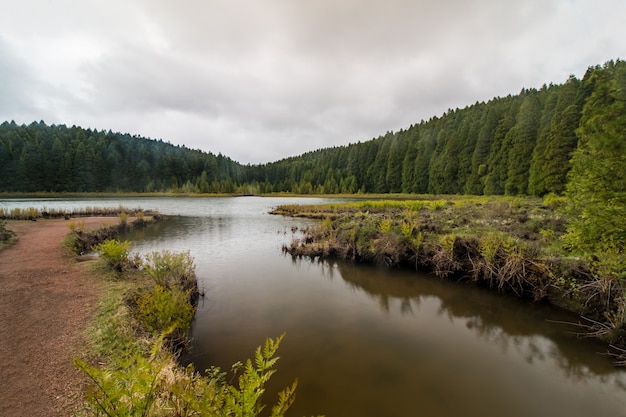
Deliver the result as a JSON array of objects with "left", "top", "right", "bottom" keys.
[
  {"left": 0, "top": 59, "right": 624, "bottom": 196},
  {"left": 0, "top": 123, "right": 246, "bottom": 193}
]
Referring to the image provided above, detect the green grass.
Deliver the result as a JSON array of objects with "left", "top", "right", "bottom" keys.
[
  {"left": 83, "top": 273, "right": 140, "bottom": 359},
  {"left": 0, "top": 205, "right": 160, "bottom": 221}
]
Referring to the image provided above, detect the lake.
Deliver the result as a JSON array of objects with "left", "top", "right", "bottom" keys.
[{"left": 2, "top": 196, "right": 626, "bottom": 416}]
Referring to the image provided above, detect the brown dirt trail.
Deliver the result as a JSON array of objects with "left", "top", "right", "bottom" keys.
[{"left": 0, "top": 218, "right": 116, "bottom": 417}]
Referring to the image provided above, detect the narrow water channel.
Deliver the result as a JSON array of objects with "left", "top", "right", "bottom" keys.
[{"left": 3, "top": 196, "right": 626, "bottom": 416}]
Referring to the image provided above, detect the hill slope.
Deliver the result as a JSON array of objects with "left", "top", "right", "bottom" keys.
[{"left": 1, "top": 59, "right": 624, "bottom": 195}]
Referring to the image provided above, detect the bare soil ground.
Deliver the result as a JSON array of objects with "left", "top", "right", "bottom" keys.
[{"left": 0, "top": 218, "right": 117, "bottom": 417}]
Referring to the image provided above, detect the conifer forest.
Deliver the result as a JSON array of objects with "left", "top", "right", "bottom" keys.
[{"left": 0, "top": 60, "right": 624, "bottom": 197}]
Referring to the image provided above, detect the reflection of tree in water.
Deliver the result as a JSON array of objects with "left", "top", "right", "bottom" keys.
[{"left": 332, "top": 259, "right": 626, "bottom": 387}]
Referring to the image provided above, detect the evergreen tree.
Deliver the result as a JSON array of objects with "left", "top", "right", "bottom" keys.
[
  {"left": 457, "top": 111, "right": 481, "bottom": 192},
  {"left": 465, "top": 104, "right": 499, "bottom": 194},
  {"left": 386, "top": 133, "right": 404, "bottom": 193},
  {"left": 505, "top": 91, "right": 542, "bottom": 195},
  {"left": 528, "top": 84, "right": 560, "bottom": 196},
  {"left": 401, "top": 137, "right": 418, "bottom": 193},
  {"left": 483, "top": 98, "right": 519, "bottom": 195},
  {"left": 564, "top": 60, "right": 626, "bottom": 254},
  {"left": 413, "top": 125, "right": 436, "bottom": 193},
  {"left": 542, "top": 76, "right": 586, "bottom": 194},
  {"left": 367, "top": 137, "right": 390, "bottom": 193}
]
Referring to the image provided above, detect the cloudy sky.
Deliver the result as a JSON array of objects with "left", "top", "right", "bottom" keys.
[{"left": 1, "top": 1, "right": 625, "bottom": 164}]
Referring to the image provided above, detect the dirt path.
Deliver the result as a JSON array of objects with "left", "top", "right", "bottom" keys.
[{"left": 0, "top": 218, "right": 118, "bottom": 417}]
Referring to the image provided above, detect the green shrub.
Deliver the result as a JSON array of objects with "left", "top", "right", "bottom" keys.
[
  {"left": 400, "top": 218, "right": 416, "bottom": 240},
  {"left": 478, "top": 232, "right": 521, "bottom": 264},
  {"left": 378, "top": 218, "right": 393, "bottom": 234},
  {"left": 409, "top": 232, "right": 424, "bottom": 253},
  {"left": 439, "top": 234, "right": 457, "bottom": 256},
  {"left": 75, "top": 346, "right": 164, "bottom": 417},
  {"left": 320, "top": 216, "right": 333, "bottom": 231},
  {"left": 135, "top": 285, "right": 196, "bottom": 336},
  {"left": 76, "top": 334, "right": 319, "bottom": 417},
  {"left": 141, "top": 250, "right": 196, "bottom": 289},
  {"left": 67, "top": 219, "right": 85, "bottom": 233},
  {"left": 94, "top": 239, "right": 131, "bottom": 272},
  {"left": 542, "top": 192, "right": 567, "bottom": 209}
]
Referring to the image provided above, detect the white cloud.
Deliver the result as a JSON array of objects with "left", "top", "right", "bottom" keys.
[{"left": 1, "top": 0, "right": 625, "bottom": 163}]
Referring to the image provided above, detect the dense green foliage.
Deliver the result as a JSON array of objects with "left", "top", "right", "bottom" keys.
[
  {"left": 1, "top": 59, "right": 624, "bottom": 196},
  {"left": 94, "top": 239, "right": 132, "bottom": 272},
  {"left": 0, "top": 121, "right": 246, "bottom": 193},
  {"left": 563, "top": 60, "right": 626, "bottom": 257},
  {"left": 76, "top": 334, "right": 307, "bottom": 417},
  {"left": 134, "top": 284, "right": 196, "bottom": 335},
  {"left": 561, "top": 60, "right": 626, "bottom": 337}
]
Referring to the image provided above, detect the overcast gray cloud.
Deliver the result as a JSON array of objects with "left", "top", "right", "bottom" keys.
[{"left": 1, "top": 0, "right": 625, "bottom": 163}]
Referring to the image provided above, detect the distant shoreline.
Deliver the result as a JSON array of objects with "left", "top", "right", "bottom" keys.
[{"left": 0, "top": 191, "right": 525, "bottom": 200}]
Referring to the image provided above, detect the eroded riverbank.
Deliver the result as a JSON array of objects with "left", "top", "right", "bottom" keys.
[{"left": 272, "top": 197, "right": 626, "bottom": 364}]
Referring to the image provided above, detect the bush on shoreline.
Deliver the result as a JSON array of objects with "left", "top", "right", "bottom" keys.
[
  {"left": 63, "top": 208, "right": 161, "bottom": 255},
  {"left": 94, "top": 239, "right": 132, "bottom": 272}
]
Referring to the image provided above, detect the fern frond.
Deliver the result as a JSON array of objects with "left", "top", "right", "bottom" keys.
[{"left": 270, "top": 380, "right": 298, "bottom": 417}]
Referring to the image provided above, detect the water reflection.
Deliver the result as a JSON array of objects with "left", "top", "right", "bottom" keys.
[
  {"left": 131, "top": 214, "right": 626, "bottom": 416},
  {"left": 334, "top": 260, "right": 624, "bottom": 381}
]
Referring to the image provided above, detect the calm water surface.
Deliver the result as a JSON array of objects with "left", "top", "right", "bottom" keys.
[{"left": 3, "top": 197, "right": 626, "bottom": 416}]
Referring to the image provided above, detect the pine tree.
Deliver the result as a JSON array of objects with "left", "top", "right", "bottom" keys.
[
  {"left": 413, "top": 125, "right": 436, "bottom": 193},
  {"left": 543, "top": 76, "right": 588, "bottom": 194},
  {"left": 386, "top": 133, "right": 405, "bottom": 193},
  {"left": 465, "top": 104, "right": 499, "bottom": 194},
  {"left": 528, "top": 84, "right": 560, "bottom": 196},
  {"left": 563, "top": 60, "right": 626, "bottom": 254},
  {"left": 401, "top": 138, "right": 418, "bottom": 193},
  {"left": 505, "top": 91, "right": 542, "bottom": 195},
  {"left": 483, "top": 98, "right": 519, "bottom": 195}
]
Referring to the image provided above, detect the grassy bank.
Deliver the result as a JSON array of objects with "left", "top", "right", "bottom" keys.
[
  {"left": 272, "top": 195, "right": 626, "bottom": 364},
  {"left": 0, "top": 205, "right": 162, "bottom": 221},
  {"left": 69, "top": 220, "right": 318, "bottom": 416}
]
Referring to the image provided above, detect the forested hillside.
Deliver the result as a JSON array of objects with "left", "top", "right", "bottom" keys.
[
  {"left": 1, "top": 59, "right": 624, "bottom": 195},
  {"left": 251, "top": 69, "right": 592, "bottom": 195},
  {"left": 0, "top": 122, "right": 246, "bottom": 193}
]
